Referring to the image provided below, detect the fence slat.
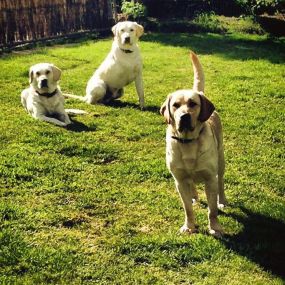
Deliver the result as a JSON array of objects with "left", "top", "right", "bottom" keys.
[{"left": 0, "top": 0, "right": 114, "bottom": 48}]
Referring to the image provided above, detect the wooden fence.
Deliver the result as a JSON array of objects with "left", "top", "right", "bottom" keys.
[{"left": 0, "top": 0, "right": 116, "bottom": 49}]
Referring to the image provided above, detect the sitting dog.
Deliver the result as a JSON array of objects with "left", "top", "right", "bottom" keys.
[
  {"left": 21, "top": 63, "right": 86, "bottom": 127},
  {"left": 65, "top": 21, "right": 145, "bottom": 109},
  {"left": 160, "top": 52, "right": 227, "bottom": 237}
]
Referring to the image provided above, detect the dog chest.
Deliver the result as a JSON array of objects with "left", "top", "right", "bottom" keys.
[
  {"left": 166, "top": 138, "right": 218, "bottom": 180},
  {"left": 38, "top": 95, "right": 63, "bottom": 115},
  {"left": 103, "top": 59, "right": 140, "bottom": 88}
]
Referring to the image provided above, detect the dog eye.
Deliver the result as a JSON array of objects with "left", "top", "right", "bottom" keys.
[
  {"left": 188, "top": 101, "right": 197, "bottom": 108},
  {"left": 121, "top": 29, "right": 125, "bottom": 32},
  {"left": 46, "top": 70, "right": 50, "bottom": 75},
  {"left": 130, "top": 28, "right": 134, "bottom": 32},
  {"left": 36, "top": 72, "right": 40, "bottom": 76},
  {"left": 173, "top": 103, "right": 181, "bottom": 108}
]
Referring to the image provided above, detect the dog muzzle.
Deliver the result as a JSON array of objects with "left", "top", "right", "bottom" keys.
[
  {"left": 40, "top": 79, "right": 48, "bottom": 88},
  {"left": 178, "top": 113, "right": 194, "bottom": 132},
  {"left": 123, "top": 36, "right": 131, "bottom": 45}
]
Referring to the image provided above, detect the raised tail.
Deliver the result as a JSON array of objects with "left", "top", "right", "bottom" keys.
[
  {"left": 190, "top": 51, "right": 205, "bottom": 93},
  {"left": 63, "top": 93, "right": 86, "bottom": 102}
]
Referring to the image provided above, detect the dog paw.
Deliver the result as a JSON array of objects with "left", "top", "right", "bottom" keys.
[
  {"left": 218, "top": 198, "right": 228, "bottom": 208},
  {"left": 180, "top": 225, "right": 198, "bottom": 234},
  {"left": 209, "top": 229, "right": 223, "bottom": 238},
  {"left": 209, "top": 223, "right": 224, "bottom": 238},
  {"left": 218, "top": 203, "right": 225, "bottom": 209}
]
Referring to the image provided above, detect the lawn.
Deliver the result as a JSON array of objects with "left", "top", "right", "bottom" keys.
[{"left": 0, "top": 31, "right": 284, "bottom": 284}]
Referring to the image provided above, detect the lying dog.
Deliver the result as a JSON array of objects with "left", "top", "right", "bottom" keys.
[
  {"left": 65, "top": 21, "right": 145, "bottom": 108},
  {"left": 160, "top": 52, "right": 227, "bottom": 237},
  {"left": 21, "top": 63, "right": 86, "bottom": 127}
]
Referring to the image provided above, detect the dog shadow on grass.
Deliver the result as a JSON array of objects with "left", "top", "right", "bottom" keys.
[
  {"left": 106, "top": 100, "right": 160, "bottom": 114},
  {"left": 221, "top": 206, "right": 285, "bottom": 279},
  {"left": 66, "top": 118, "right": 96, "bottom": 132}
]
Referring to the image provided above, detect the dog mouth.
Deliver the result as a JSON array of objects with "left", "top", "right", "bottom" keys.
[{"left": 178, "top": 113, "right": 195, "bottom": 132}]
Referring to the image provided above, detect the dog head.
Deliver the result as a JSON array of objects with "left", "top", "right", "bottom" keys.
[
  {"left": 112, "top": 21, "right": 144, "bottom": 48},
  {"left": 160, "top": 90, "right": 215, "bottom": 134},
  {"left": 161, "top": 51, "right": 215, "bottom": 136},
  {"left": 29, "top": 63, "right": 61, "bottom": 92}
]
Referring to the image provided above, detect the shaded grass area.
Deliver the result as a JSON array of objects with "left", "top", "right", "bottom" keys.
[
  {"left": 0, "top": 32, "right": 284, "bottom": 284},
  {"left": 143, "top": 32, "right": 285, "bottom": 63},
  {"left": 145, "top": 15, "right": 266, "bottom": 36}
]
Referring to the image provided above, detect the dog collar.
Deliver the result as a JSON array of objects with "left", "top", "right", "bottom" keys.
[
  {"left": 120, "top": 48, "right": 134, "bottom": 54},
  {"left": 36, "top": 89, "right": 58, "bottom": 98},
  {"left": 171, "top": 128, "right": 204, "bottom": 144},
  {"left": 171, "top": 136, "right": 195, "bottom": 144}
]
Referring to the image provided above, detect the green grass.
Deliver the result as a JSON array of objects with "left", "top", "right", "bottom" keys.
[
  {"left": 145, "top": 15, "right": 266, "bottom": 36},
  {"left": 0, "top": 31, "right": 285, "bottom": 284},
  {"left": 193, "top": 14, "right": 265, "bottom": 35}
]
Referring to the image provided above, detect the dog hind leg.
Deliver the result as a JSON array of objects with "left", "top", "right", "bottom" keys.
[
  {"left": 205, "top": 178, "right": 224, "bottom": 237},
  {"left": 86, "top": 79, "right": 106, "bottom": 104},
  {"left": 112, "top": 88, "right": 124, "bottom": 99}
]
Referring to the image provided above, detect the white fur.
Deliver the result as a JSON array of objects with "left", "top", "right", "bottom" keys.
[
  {"left": 65, "top": 21, "right": 145, "bottom": 109},
  {"left": 161, "top": 52, "right": 227, "bottom": 237},
  {"left": 21, "top": 63, "right": 86, "bottom": 127}
]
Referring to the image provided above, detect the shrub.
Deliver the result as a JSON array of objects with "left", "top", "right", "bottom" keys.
[
  {"left": 121, "top": 0, "right": 147, "bottom": 21},
  {"left": 218, "top": 15, "right": 265, "bottom": 34},
  {"left": 236, "top": 0, "right": 284, "bottom": 15},
  {"left": 193, "top": 12, "right": 226, "bottom": 33}
]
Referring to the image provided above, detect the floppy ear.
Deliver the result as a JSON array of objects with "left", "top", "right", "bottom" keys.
[
  {"left": 135, "top": 22, "right": 144, "bottom": 38},
  {"left": 198, "top": 93, "right": 215, "bottom": 122},
  {"left": 51, "top": 65, "right": 61, "bottom": 81},
  {"left": 29, "top": 67, "right": 34, "bottom": 84},
  {"left": 160, "top": 95, "right": 172, "bottom": 124},
  {"left": 112, "top": 23, "right": 119, "bottom": 36}
]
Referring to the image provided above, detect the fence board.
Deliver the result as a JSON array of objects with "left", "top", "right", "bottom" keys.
[{"left": 0, "top": 0, "right": 114, "bottom": 48}]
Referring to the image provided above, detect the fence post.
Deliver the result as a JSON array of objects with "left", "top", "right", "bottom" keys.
[{"left": 111, "top": 0, "right": 118, "bottom": 22}]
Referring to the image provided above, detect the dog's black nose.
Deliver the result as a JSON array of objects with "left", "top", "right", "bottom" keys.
[
  {"left": 124, "top": 36, "right": 131, "bottom": 43},
  {"left": 41, "top": 79, "right": 48, "bottom": 88},
  {"left": 179, "top": 113, "right": 193, "bottom": 132}
]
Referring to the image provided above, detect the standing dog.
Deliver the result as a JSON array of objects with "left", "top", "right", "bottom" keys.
[
  {"left": 65, "top": 21, "right": 145, "bottom": 109},
  {"left": 21, "top": 63, "right": 86, "bottom": 127},
  {"left": 160, "top": 52, "right": 227, "bottom": 237}
]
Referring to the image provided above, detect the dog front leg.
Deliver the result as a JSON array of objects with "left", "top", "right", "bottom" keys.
[
  {"left": 35, "top": 115, "right": 69, "bottom": 127},
  {"left": 190, "top": 180, "right": 198, "bottom": 203},
  {"left": 205, "top": 178, "right": 224, "bottom": 237},
  {"left": 33, "top": 109, "right": 68, "bottom": 126},
  {"left": 58, "top": 112, "right": 71, "bottom": 125},
  {"left": 218, "top": 174, "right": 227, "bottom": 208},
  {"left": 135, "top": 72, "right": 145, "bottom": 109},
  {"left": 175, "top": 178, "right": 197, "bottom": 234},
  {"left": 218, "top": 149, "right": 227, "bottom": 208}
]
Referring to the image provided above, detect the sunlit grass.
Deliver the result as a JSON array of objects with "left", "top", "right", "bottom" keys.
[{"left": 0, "top": 31, "right": 284, "bottom": 284}]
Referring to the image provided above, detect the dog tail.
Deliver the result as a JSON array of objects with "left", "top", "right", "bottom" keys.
[
  {"left": 190, "top": 51, "right": 205, "bottom": 93},
  {"left": 65, "top": 109, "right": 88, "bottom": 115},
  {"left": 63, "top": 93, "right": 86, "bottom": 102}
]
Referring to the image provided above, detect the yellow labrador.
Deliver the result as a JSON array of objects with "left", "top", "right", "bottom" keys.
[
  {"left": 65, "top": 21, "right": 145, "bottom": 108},
  {"left": 21, "top": 63, "right": 86, "bottom": 127},
  {"left": 160, "top": 52, "right": 227, "bottom": 237}
]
